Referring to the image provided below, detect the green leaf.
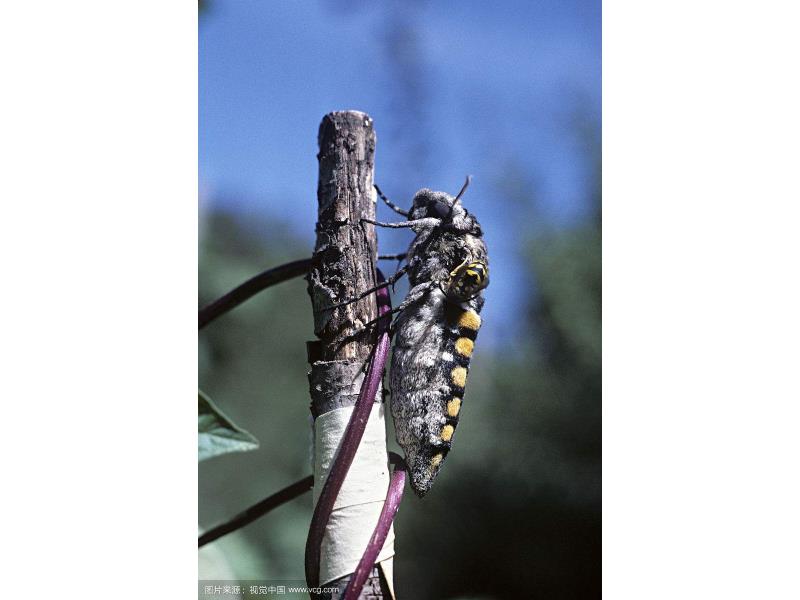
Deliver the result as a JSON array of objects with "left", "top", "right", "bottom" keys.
[{"left": 198, "top": 389, "right": 259, "bottom": 462}]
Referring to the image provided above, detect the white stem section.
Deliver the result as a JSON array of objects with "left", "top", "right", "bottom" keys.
[{"left": 312, "top": 403, "right": 395, "bottom": 589}]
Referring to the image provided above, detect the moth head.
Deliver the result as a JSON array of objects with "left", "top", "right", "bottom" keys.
[
  {"left": 409, "top": 176, "right": 475, "bottom": 226},
  {"left": 443, "top": 259, "right": 489, "bottom": 302},
  {"left": 409, "top": 189, "right": 461, "bottom": 221}
]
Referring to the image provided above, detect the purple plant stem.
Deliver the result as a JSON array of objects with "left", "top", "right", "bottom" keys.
[
  {"left": 343, "top": 462, "right": 406, "bottom": 600},
  {"left": 304, "top": 272, "right": 393, "bottom": 590},
  {"left": 198, "top": 475, "right": 313, "bottom": 548},
  {"left": 199, "top": 258, "right": 312, "bottom": 329}
]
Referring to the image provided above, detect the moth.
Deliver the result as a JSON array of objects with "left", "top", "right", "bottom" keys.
[{"left": 335, "top": 177, "right": 489, "bottom": 496}]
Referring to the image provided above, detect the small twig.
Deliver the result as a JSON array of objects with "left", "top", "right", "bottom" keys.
[
  {"left": 305, "top": 276, "right": 393, "bottom": 590},
  {"left": 198, "top": 258, "right": 312, "bottom": 329},
  {"left": 198, "top": 475, "right": 313, "bottom": 548},
  {"left": 343, "top": 455, "right": 406, "bottom": 600}
]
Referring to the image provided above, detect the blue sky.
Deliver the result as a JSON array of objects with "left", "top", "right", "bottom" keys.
[{"left": 200, "top": 0, "right": 600, "bottom": 345}]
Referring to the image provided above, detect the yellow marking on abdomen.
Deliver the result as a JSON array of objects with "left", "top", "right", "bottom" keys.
[
  {"left": 447, "top": 397, "right": 462, "bottom": 417},
  {"left": 430, "top": 453, "right": 443, "bottom": 470},
  {"left": 441, "top": 424, "right": 454, "bottom": 442},
  {"left": 454, "top": 337, "right": 474, "bottom": 357},
  {"left": 451, "top": 367, "right": 467, "bottom": 388},
  {"left": 457, "top": 310, "right": 481, "bottom": 331}
]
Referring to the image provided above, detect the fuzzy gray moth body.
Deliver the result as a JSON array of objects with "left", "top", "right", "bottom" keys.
[{"left": 384, "top": 186, "right": 489, "bottom": 497}]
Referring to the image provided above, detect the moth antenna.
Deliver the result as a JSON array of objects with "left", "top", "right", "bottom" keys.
[
  {"left": 447, "top": 175, "right": 472, "bottom": 219},
  {"left": 454, "top": 175, "right": 472, "bottom": 203}
]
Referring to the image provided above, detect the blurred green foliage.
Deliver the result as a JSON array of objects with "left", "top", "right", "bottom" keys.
[
  {"left": 198, "top": 154, "right": 600, "bottom": 598},
  {"left": 198, "top": 389, "right": 259, "bottom": 462}
]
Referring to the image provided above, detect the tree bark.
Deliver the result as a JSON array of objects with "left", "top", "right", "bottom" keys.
[{"left": 306, "top": 111, "right": 392, "bottom": 600}]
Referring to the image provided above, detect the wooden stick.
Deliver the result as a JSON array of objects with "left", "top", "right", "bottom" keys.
[{"left": 305, "top": 111, "right": 392, "bottom": 599}]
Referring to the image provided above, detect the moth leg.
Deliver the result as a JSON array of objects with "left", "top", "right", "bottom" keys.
[
  {"left": 360, "top": 305, "right": 403, "bottom": 333},
  {"left": 391, "top": 261, "right": 404, "bottom": 291},
  {"left": 350, "top": 283, "right": 432, "bottom": 334},
  {"left": 324, "top": 266, "right": 409, "bottom": 311},
  {"left": 379, "top": 254, "right": 409, "bottom": 290},
  {"left": 362, "top": 217, "right": 441, "bottom": 229},
  {"left": 374, "top": 184, "right": 409, "bottom": 217},
  {"left": 335, "top": 306, "right": 402, "bottom": 349},
  {"left": 346, "top": 281, "right": 436, "bottom": 341},
  {"left": 394, "top": 280, "right": 436, "bottom": 312},
  {"left": 378, "top": 253, "right": 407, "bottom": 261}
]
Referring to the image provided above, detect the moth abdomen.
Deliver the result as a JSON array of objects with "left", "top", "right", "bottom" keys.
[
  {"left": 403, "top": 305, "right": 483, "bottom": 496},
  {"left": 408, "top": 443, "right": 450, "bottom": 497}
]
